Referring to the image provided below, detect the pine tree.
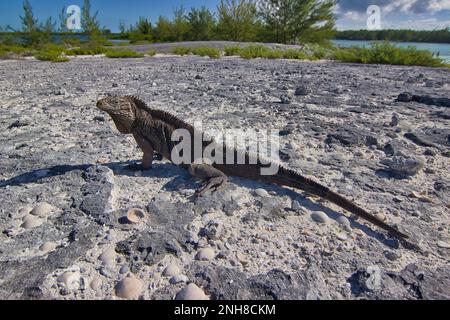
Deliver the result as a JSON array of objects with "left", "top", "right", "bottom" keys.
[
  {"left": 217, "top": 0, "right": 259, "bottom": 41},
  {"left": 20, "top": 0, "right": 38, "bottom": 32},
  {"left": 172, "top": 6, "right": 190, "bottom": 42},
  {"left": 187, "top": 7, "right": 216, "bottom": 41},
  {"left": 258, "top": 0, "right": 336, "bottom": 44},
  {"left": 81, "top": 0, "right": 100, "bottom": 34}
]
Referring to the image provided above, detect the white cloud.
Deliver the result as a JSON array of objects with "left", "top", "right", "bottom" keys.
[{"left": 428, "top": 0, "right": 450, "bottom": 11}]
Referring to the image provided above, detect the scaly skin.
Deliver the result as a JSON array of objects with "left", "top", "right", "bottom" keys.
[{"left": 96, "top": 95, "right": 409, "bottom": 240}]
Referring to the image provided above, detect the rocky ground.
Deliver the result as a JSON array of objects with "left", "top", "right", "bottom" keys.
[{"left": 0, "top": 55, "right": 449, "bottom": 300}]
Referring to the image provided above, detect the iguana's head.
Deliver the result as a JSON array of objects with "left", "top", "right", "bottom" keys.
[{"left": 96, "top": 96, "right": 136, "bottom": 134}]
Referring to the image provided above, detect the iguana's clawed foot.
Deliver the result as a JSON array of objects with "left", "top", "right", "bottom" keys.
[
  {"left": 195, "top": 176, "right": 228, "bottom": 197},
  {"left": 154, "top": 153, "right": 163, "bottom": 161}
]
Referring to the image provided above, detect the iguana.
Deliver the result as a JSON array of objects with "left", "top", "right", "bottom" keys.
[{"left": 96, "top": 95, "right": 409, "bottom": 240}]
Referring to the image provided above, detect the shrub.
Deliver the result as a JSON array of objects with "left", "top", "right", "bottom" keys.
[
  {"left": 146, "top": 49, "right": 156, "bottom": 56},
  {"left": 192, "top": 46, "right": 221, "bottom": 58},
  {"left": 224, "top": 45, "right": 242, "bottom": 56},
  {"left": 105, "top": 49, "right": 144, "bottom": 58},
  {"left": 172, "top": 46, "right": 192, "bottom": 56},
  {"left": 332, "top": 42, "right": 446, "bottom": 67},
  {"left": 66, "top": 46, "right": 108, "bottom": 56},
  {"left": 35, "top": 44, "right": 68, "bottom": 62}
]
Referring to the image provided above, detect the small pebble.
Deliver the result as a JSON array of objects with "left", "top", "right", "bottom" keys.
[
  {"left": 99, "top": 247, "right": 116, "bottom": 266},
  {"left": 195, "top": 248, "right": 215, "bottom": 261},
  {"left": 169, "top": 274, "right": 189, "bottom": 284},
  {"left": 57, "top": 271, "right": 81, "bottom": 290},
  {"left": 255, "top": 189, "right": 270, "bottom": 197},
  {"left": 375, "top": 212, "right": 387, "bottom": 222},
  {"left": 90, "top": 278, "right": 102, "bottom": 291},
  {"left": 336, "top": 216, "right": 351, "bottom": 230},
  {"left": 236, "top": 252, "right": 249, "bottom": 266},
  {"left": 115, "top": 275, "right": 142, "bottom": 299},
  {"left": 335, "top": 232, "right": 348, "bottom": 241},
  {"left": 163, "top": 263, "right": 181, "bottom": 277},
  {"left": 437, "top": 241, "right": 450, "bottom": 249},
  {"left": 30, "top": 202, "right": 54, "bottom": 217},
  {"left": 39, "top": 242, "right": 56, "bottom": 253},
  {"left": 175, "top": 283, "right": 208, "bottom": 300},
  {"left": 119, "top": 266, "right": 129, "bottom": 274},
  {"left": 311, "top": 211, "right": 329, "bottom": 224}
]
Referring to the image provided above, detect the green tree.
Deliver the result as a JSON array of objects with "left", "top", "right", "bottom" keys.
[
  {"left": 172, "top": 6, "right": 190, "bottom": 41},
  {"left": 20, "top": 0, "right": 38, "bottom": 33},
  {"left": 187, "top": 6, "right": 216, "bottom": 41},
  {"left": 217, "top": 0, "right": 259, "bottom": 41},
  {"left": 258, "top": 0, "right": 336, "bottom": 44},
  {"left": 59, "top": 7, "right": 69, "bottom": 32},
  {"left": 154, "top": 16, "right": 173, "bottom": 42},
  {"left": 81, "top": 0, "right": 100, "bottom": 34}
]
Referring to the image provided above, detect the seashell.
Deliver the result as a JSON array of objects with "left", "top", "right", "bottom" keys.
[
  {"left": 126, "top": 208, "right": 147, "bottom": 224},
  {"left": 30, "top": 202, "right": 54, "bottom": 217},
  {"left": 195, "top": 248, "right": 215, "bottom": 261},
  {"left": 21, "top": 215, "right": 42, "bottom": 229},
  {"left": 163, "top": 263, "right": 181, "bottom": 277},
  {"left": 175, "top": 283, "right": 208, "bottom": 300},
  {"left": 40, "top": 242, "right": 56, "bottom": 253},
  {"left": 115, "top": 275, "right": 142, "bottom": 299}
]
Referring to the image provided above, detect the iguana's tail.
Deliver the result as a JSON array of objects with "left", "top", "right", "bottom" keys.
[
  {"left": 271, "top": 166, "right": 409, "bottom": 240},
  {"left": 221, "top": 163, "right": 408, "bottom": 240}
]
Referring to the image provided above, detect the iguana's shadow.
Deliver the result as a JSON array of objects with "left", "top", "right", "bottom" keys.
[{"left": 0, "top": 160, "right": 399, "bottom": 247}]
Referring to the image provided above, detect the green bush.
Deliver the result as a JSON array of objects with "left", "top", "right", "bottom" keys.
[
  {"left": 172, "top": 46, "right": 192, "bottom": 56},
  {"left": 35, "top": 44, "right": 68, "bottom": 62},
  {"left": 0, "top": 43, "right": 34, "bottom": 58},
  {"left": 238, "top": 45, "right": 271, "bottom": 59},
  {"left": 332, "top": 42, "right": 446, "bottom": 67},
  {"left": 192, "top": 46, "right": 221, "bottom": 58},
  {"left": 66, "top": 46, "right": 108, "bottom": 56},
  {"left": 224, "top": 45, "right": 242, "bottom": 56},
  {"left": 146, "top": 49, "right": 156, "bottom": 56},
  {"left": 282, "top": 48, "right": 308, "bottom": 60},
  {"left": 105, "top": 49, "right": 144, "bottom": 58}
]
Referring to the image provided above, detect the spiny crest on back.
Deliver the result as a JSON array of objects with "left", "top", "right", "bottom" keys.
[{"left": 126, "top": 95, "right": 195, "bottom": 133}]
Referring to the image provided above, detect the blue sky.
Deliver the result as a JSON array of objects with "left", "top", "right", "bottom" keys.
[{"left": 0, "top": 0, "right": 449, "bottom": 31}]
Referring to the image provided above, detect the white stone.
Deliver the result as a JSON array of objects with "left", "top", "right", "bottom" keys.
[
  {"left": 195, "top": 248, "right": 215, "bottom": 261},
  {"left": 90, "top": 278, "right": 102, "bottom": 291},
  {"left": 175, "top": 283, "right": 208, "bottom": 300},
  {"left": 115, "top": 275, "right": 142, "bottom": 299},
  {"left": 57, "top": 271, "right": 81, "bottom": 290},
  {"left": 21, "top": 215, "right": 42, "bottom": 229},
  {"left": 169, "top": 274, "right": 189, "bottom": 284},
  {"left": 163, "top": 263, "right": 181, "bottom": 277},
  {"left": 30, "top": 202, "right": 54, "bottom": 217},
  {"left": 40, "top": 241, "right": 56, "bottom": 252},
  {"left": 99, "top": 247, "right": 116, "bottom": 266},
  {"left": 255, "top": 189, "right": 270, "bottom": 197},
  {"left": 311, "top": 211, "right": 329, "bottom": 224},
  {"left": 437, "top": 241, "right": 450, "bottom": 249}
]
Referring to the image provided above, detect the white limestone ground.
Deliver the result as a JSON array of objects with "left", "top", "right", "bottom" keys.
[{"left": 0, "top": 54, "right": 448, "bottom": 300}]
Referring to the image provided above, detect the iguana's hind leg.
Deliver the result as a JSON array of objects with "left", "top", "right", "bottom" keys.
[{"left": 188, "top": 164, "right": 228, "bottom": 197}]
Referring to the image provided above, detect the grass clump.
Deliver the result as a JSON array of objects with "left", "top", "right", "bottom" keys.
[
  {"left": 146, "top": 49, "right": 156, "bottom": 56},
  {"left": 224, "top": 45, "right": 242, "bottom": 56},
  {"left": 66, "top": 46, "right": 108, "bottom": 56},
  {"left": 192, "top": 46, "right": 221, "bottom": 58},
  {"left": 35, "top": 44, "right": 68, "bottom": 62},
  {"left": 105, "top": 49, "right": 144, "bottom": 58},
  {"left": 172, "top": 46, "right": 192, "bottom": 56},
  {"left": 332, "top": 42, "right": 446, "bottom": 67}
]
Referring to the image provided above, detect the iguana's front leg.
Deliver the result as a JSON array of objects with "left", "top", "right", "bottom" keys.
[
  {"left": 133, "top": 133, "right": 154, "bottom": 170},
  {"left": 188, "top": 164, "right": 228, "bottom": 197}
]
